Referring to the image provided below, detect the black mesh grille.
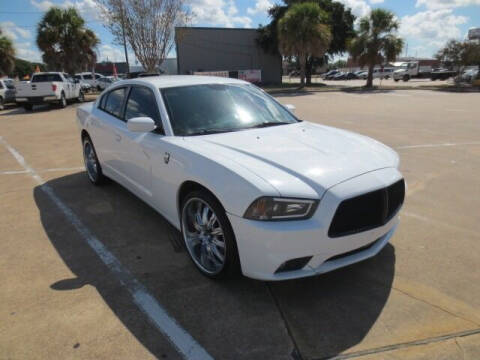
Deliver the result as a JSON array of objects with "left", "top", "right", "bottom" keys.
[{"left": 328, "top": 179, "right": 405, "bottom": 238}]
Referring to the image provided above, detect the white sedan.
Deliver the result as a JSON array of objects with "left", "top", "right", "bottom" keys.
[{"left": 76, "top": 76, "right": 404, "bottom": 281}]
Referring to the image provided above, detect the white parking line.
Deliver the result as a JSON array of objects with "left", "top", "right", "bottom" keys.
[
  {"left": 396, "top": 142, "right": 480, "bottom": 150},
  {"left": 0, "top": 166, "right": 85, "bottom": 175},
  {"left": 0, "top": 136, "right": 213, "bottom": 360}
]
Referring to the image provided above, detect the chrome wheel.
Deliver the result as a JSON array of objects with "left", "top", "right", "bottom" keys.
[
  {"left": 83, "top": 141, "right": 98, "bottom": 182},
  {"left": 182, "top": 198, "right": 226, "bottom": 275}
]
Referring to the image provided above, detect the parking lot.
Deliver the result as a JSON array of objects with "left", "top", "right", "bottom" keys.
[
  {"left": 1, "top": 89, "right": 479, "bottom": 359},
  {"left": 283, "top": 76, "right": 454, "bottom": 88}
]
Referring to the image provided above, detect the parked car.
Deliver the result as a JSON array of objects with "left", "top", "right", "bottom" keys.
[
  {"left": 458, "top": 69, "right": 479, "bottom": 83},
  {"left": 332, "top": 72, "right": 346, "bottom": 80},
  {"left": 76, "top": 76, "right": 405, "bottom": 281},
  {"left": 15, "top": 72, "right": 84, "bottom": 110},
  {"left": 430, "top": 69, "right": 456, "bottom": 81},
  {"left": 357, "top": 71, "right": 368, "bottom": 79},
  {"left": 74, "top": 72, "right": 104, "bottom": 90},
  {"left": 96, "top": 77, "right": 116, "bottom": 90},
  {"left": 0, "top": 78, "right": 16, "bottom": 110},
  {"left": 322, "top": 70, "right": 339, "bottom": 80}
]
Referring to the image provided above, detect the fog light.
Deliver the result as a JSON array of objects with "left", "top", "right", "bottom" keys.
[{"left": 275, "top": 256, "right": 313, "bottom": 273}]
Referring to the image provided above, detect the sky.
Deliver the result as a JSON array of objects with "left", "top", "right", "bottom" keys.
[{"left": 0, "top": 0, "right": 479, "bottom": 65}]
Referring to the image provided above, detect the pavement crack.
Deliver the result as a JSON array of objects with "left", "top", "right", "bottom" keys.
[
  {"left": 317, "top": 328, "right": 480, "bottom": 360},
  {"left": 454, "top": 337, "right": 465, "bottom": 360},
  {"left": 266, "top": 283, "right": 304, "bottom": 360},
  {"left": 392, "top": 286, "right": 480, "bottom": 327}
]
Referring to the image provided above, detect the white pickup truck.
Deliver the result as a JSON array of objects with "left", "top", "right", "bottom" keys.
[{"left": 15, "top": 72, "right": 84, "bottom": 110}]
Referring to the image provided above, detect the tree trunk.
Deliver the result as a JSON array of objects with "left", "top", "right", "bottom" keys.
[
  {"left": 366, "top": 63, "right": 375, "bottom": 88},
  {"left": 299, "top": 55, "right": 306, "bottom": 88},
  {"left": 306, "top": 56, "right": 312, "bottom": 85}
]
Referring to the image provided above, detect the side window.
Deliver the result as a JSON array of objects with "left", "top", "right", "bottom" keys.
[
  {"left": 84, "top": 74, "right": 93, "bottom": 80},
  {"left": 102, "top": 87, "right": 127, "bottom": 119},
  {"left": 125, "top": 86, "right": 162, "bottom": 129},
  {"left": 0, "top": 82, "right": 3, "bottom": 89}
]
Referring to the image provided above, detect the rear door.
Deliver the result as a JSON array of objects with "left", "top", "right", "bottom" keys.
[{"left": 91, "top": 86, "right": 129, "bottom": 179}]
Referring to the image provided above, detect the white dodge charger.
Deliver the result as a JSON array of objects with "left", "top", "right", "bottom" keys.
[{"left": 76, "top": 76, "right": 404, "bottom": 281}]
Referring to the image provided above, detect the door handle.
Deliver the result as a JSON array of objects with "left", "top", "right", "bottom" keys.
[{"left": 115, "top": 134, "right": 122, "bottom": 142}]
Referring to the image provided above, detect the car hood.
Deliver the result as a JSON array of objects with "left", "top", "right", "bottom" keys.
[{"left": 184, "top": 122, "right": 399, "bottom": 199}]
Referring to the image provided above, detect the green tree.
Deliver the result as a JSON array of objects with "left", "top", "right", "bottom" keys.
[
  {"left": 436, "top": 40, "right": 480, "bottom": 69},
  {"left": 0, "top": 28, "right": 16, "bottom": 76},
  {"left": 278, "top": 2, "right": 332, "bottom": 86},
  {"left": 14, "top": 58, "right": 46, "bottom": 79},
  {"left": 37, "top": 7, "right": 99, "bottom": 73},
  {"left": 257, "top": 0, "right": 355, "bottom": 84},
  {"left": 348, "top": 9, "right": 403, "bottom": 88}
]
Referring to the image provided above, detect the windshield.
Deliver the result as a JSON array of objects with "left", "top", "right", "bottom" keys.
[
  {"left": 4, "top": 79, "right": 15, "bottom": 89},
  {"left": 161, "top": 84, "right": 298, "bottom": 136}
]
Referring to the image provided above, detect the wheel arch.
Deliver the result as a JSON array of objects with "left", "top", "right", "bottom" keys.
[{"left": 177, "top": 181, "right": 226, "bottom": 220}]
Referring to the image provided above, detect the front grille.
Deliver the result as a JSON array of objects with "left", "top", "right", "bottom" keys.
[{"left": 328, "top": 179, "right": 405, "bottom": 238}]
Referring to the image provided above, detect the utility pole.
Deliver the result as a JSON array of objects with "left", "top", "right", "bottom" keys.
[{"left": 120, "top": 3, "right": 129, "bottom": 74}]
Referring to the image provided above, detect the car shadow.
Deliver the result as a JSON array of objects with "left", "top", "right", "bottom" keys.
[{"left": 34, "top": 172, "right": 395, "bottom": 359}]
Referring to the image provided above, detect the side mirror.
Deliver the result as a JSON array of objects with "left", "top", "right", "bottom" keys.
[
  {"left": 127, "top": 117, "right": 156, "bottom": 133},
  {"left": 285, "top": 104, "right": 296, "bottom": 113}
]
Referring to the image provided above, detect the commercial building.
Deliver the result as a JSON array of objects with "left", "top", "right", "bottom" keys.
[{"left": 175, "top": 27, "right": 282, "bottom": 84}]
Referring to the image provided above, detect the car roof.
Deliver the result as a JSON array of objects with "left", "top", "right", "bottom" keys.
[{"left": 112, "top": 75, "right": 250, "bottom": 89}]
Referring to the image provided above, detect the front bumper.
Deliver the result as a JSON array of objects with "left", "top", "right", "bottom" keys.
[{"left": 228, "top": 167, "right": 403, "bottom": 281}]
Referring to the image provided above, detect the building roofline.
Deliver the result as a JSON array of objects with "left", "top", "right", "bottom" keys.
[{"left": 175, "top": 26, "right": 258, "bottom": 31}]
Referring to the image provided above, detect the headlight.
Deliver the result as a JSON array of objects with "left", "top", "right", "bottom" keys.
[{"left": 244, "top": 197, "right": 318, "bottom": 221}]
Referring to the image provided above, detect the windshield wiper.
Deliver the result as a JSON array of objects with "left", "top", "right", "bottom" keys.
[
  {"left": 247, "top": 121, "right": 292, "bottom": 129},
  {"left": 187, "top": 128, "right": 241, "bottom": 136}
]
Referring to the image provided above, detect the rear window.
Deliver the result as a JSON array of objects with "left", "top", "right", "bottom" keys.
[
  {"left": 83, "top": 74, "right": 93, "bottom": 80},
  {"left": 32, "top": 74, "right": 62, "bottom": 82}
]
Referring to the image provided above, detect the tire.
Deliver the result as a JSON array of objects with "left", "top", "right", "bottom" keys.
[
  {"left": 394, "top": 79, "right": 399, "bottom": 82},
  {"left": 60, "top": 92, "right": 67, "bottom": 108},
  {"left": 77, "top": 91, "right": 85, "bottom": 103},
  {"left": 23, "top": 103, "right": 33, "bottom": 111},
  {"left": 403, "top": 75, "right": 410, "bottom": 82},
  {"left": 181, "top": 190, "right": 240, "bottom": 279},
  {"left": 0, "top": 96, "right": 4, "bottom": 110},
  {"left": 82, "top": 136, "right": 107, "bottom": 185}
]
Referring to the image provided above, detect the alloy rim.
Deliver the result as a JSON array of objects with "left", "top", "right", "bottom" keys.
[
  {"left": 182, "top": 198, "right": 226, "bottom": 275},
  {"left": 83, "top": 142, "right": 98, "bottom": 182}
]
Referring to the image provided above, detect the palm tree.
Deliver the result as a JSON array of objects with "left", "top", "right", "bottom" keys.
[
  {"left": 37, "top": 7, "right": 99, "bottom": 73},
  {"left": 349, "top": 9, "right": 404, "bottom": 88},
  {"left": 277, "top": 2, "right": 332, "bottom": 87},
  {"left": 0, "top": 28, "right": 16, "bottom": 76}
]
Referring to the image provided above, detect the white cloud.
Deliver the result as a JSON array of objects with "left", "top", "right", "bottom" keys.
[
  {"left": 98, "top": 44, "right": 124, "bottom": 62},
  {"left": 399, "top": 9, "right": 468, "bottom": 48},
  {"left": 247, "top": 0, "right": 273, "bottom": 16},
  {"left": 16, "top": 42, "right": 42, "bottom": 62},
  {"left": 337, "top": 0, "right": 372, "bottom": 18},
  {"left": 416, "top": 0, "right": 480, "bottom": 9},
  {"left": 0, "top": 21, "right": 31, "bottom": 40},
  {"left": 369, "top": 0, "right": 384, "bottom": 3},
  {"left": 31, "top": 0, "right": 55, "bottom": 11},
  {"left": 190, "top": 0, "right": 253, "bottom": 28},
  {"left": 31, "top": 0, "right": 103, "bottom": 20}
]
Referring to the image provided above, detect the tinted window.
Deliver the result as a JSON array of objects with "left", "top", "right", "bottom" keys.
[
  {"left": 103, "top": 88, "right": 126, "bottom": 119},
  {"left": 0, "top": 82, "right": 3, "bottom": 89},
  {"left": 83, "top": 74, "right": 93, "bottom": 80},
  {"left": 32, "top": 74, "right": 62, "bottom": 82},
  {"left": 4, "top": 80, "right": 14, "bottom": 89},
  {"left": 125, "top": 87, "right": 161, "bottom": 126},
  {"left": 95, "top": 74, "right": 102, "bottom": 79},
  {"left": 161, "top": 84, "right": 297, "bottom": 136},
  {"left": 74, "top": 75, "right": 81, "bottom": 80}
]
